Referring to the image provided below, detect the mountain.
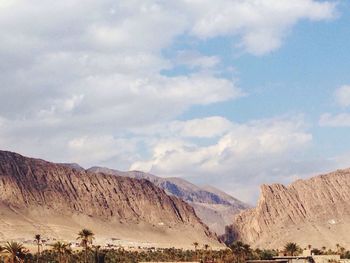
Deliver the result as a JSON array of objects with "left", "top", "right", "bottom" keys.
[
  {"left": 0, "top": 150, "right": 222, "bottom": 248},
  {"left": 223, "top": 169, "right": 350, "bottom": 249},
  {"left": 88, "top": 167, "right": 249, "bottom": 234}
]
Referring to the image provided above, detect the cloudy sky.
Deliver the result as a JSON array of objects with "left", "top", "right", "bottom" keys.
[{"left": 1, "top": 0, "right": 350, "bottom": 203}]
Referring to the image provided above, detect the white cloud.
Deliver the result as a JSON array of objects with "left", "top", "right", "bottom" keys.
[
  {"left": 335, "top": 85, "right": 350, "bottom": 108},
  {"left": 318, "top": 85, "right": 350, "bottom": 127},
  {"left": 131, "top": 117, "right": 312, "bottom": 175},
  {"left": 174, "top": 50, "right": 220, "bottom": 69},
  {"left": 319, "top": 113, "right": 350, "bottom": 127},
  {"left": 172, "top": 116, "right": 233, "bottom": 138},
  {"left": 0, "top": 0, "right": 336, "bottom": 127},
  {"left": 130, "top": 116, "right": 313, "bottom": 202},
  {"left": 185, "top": 0, "right": 336, "bottom": 55},
  {"left": 0, "top": 0, "right": 339, "bottom": 202},
  {"left": 67, "top": 135, "right": 139, "bottom": 168}
]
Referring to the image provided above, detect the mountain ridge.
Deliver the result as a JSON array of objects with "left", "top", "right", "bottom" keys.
[
  {"left": 0, "top": 150, "right": 222, "bottom": 248},
  {"left": 223, "top": 168, "right": 350, "bottom": 249},
  {"left": 88, "top": 166, "right": 249, "bottom": 234}
]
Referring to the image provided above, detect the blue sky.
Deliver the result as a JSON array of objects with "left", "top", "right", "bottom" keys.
[{"left": 0, "top": 0, "right": 349, "bottom": 203}]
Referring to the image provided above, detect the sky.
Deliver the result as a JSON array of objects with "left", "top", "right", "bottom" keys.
[{"left": 1, "top": 0, "right": 350, "bottom": 203}]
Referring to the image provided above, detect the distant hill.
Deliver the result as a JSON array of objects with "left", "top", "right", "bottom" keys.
[
  {"left": 88, "top": 167, "right": 249, "bottom": 234},
  {"left": 0, "top": 150, "right": 222, "bottom": 248},
  {"left": 223, "top": 169, "right": 350, "bottom": 249}
]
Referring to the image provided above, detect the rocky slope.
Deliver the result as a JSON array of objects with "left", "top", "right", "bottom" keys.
[
  {"left": 224, "top": 169, "right": 350, "bottom": 249},
  {"left": 88, "top": 167, "right": 249, "bottom": 234},
  {"left": 0, "top": 150, "right": 222, "bottom": 248}
]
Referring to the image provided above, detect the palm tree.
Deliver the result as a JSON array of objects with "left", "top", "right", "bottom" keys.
[
  {"left": 284, "top": 242, "right": 300, "bottom": 256},
  {"left": 192, "top": 242, "right": 199, "bottom": 261},
  {"left": 3, "top": 241, "right": 27, "bottom": 263},
  {"left": 51, "top": 241, "right": 71, "bottom": 263},
  {"left": 230, "top": 241, "right": 242, "bottom": 260},
  {"left": 77, "top": 228, "right": 95, "bottom": 263},
  {"left": 94, "top": 245, "right": 106, "bottom": 263},
  {"left": 339, "top": 246, "right": 346, "bottom": 257},
  {"left": 336, "top": 244, "right": 340, "bottom": 254},
  {"left": 0, "top": 245, "right": 4, "bottom": 262},
  {"left": 34, "top": 234, "right": 41, "bottom": 263}
]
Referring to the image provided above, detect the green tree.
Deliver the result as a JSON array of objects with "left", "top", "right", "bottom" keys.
[
  {"left": 284, "top": 242, "right": 300, "bottom": 256},
  {"left": 230, "top": 241, "right": 252, "bottom": 263},
  {"left": 51, "top": 241, "right": 71, "bottom": 263},
  {"left": 0, "top": 245, "right": 4, "bottom": 262},
  {"left": 258, "top": 249, "right": 276, "bottom": 260},
  {"left": 34, "top": 234, "right": 41, "bottom": 263},
  {"left": 343, "top": 250, "right": 350, "bottom": 259},
  {"left": 3, "top": 241, "right": 27, "bottom": 263},
  {"left": 311, "top": 248, "right": 323, "bottom": 255},
  {"left": 77, "top": 228, "right": 95, "bottom": 263}
]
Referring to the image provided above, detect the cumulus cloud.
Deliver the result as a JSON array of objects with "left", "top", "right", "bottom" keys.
[
  {"left": 185, "top": 0, "right": 336, "bottom": 55},
  {"left": 130, "top": 116, "right": 313, "bottom": 202},
  {"left": 174, "top": 50, "right": 221, "bottom": 69},
  {"left": 0, "top": 0, "right": 339, "bottom": 201},
  {"left": 319, "top": 113, "right": 350, "bottom": 127},
  {"left": 335, "top": 85, "right": 350, "bottom": 108},
  {"left": 0, "top": 0, "right": 336, "bottom": 128},
  {"left": 319, "top": 85, "right": 350, "bottom": 127},
  {"left": 67, "top": 135, "right": 139, "bottom": 168}
]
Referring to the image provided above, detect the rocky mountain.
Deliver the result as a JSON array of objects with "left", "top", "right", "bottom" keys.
[
  {"left": 224, "top": 169, "right": 350, "bottom": 249},
  {"left": 88, "top": 167, "right": 249, "bottom": 234},
  {"left": 0, "top": 150, "right": 222, "bottom": 248}
]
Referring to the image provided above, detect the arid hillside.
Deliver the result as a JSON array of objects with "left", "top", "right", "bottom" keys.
[
  {"left": 88, "top": 167, "right": 249, "bottom": 234},
  {"left": 224, "top": 169, "right": 350, "bottom": 249},
  {"left": 0, "top": 150, "right": 223, "bottom": 248}
]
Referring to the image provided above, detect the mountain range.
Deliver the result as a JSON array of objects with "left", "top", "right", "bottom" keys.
[
  {"left": 2, "top": 149, "right": 350, "bottom": 249},
  {"left": 223, "top": 169, "right": 350, "bottom": 249},
  {"left": 87, "top": 166, "right": 249, "bottom": 235},
  {"left": 0, "top": 150, "right": 223, "bottom": 248}
]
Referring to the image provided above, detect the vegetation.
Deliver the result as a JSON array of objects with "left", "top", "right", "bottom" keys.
[
  {"left": 0, "top": 232, "right": 350, "bottom": 263},
  {"left": 230, "top": 241, "right": 252, "bottom": 263},
  {"left": 77, "top": 228, "right": 95, "bottom": 263},
  {"left": 284, "top": 242, "right": 301, "bottom": 256},
  {"left": 34, "top": 234, "right": 41, "bottom": 263},
  {"left": 1, "top": 241, "right": 28, "bottom": 263},
  {"left": 51, "top": 241, "right": 72, "bottom": 263}
]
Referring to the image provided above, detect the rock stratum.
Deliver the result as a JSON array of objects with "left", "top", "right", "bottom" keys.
[
  {"left": 224, "top": 169, "right": 350, "bottom": 249},
  {"left": 88, "top": 167, "right": 249, "bottom": 235},
  {"left": 0, "top": 150, "right": 222, "bottom": 248}
]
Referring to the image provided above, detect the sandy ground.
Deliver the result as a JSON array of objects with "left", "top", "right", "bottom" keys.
[{"left": 0, "top": 204, "right": 225, "bottom": 250}]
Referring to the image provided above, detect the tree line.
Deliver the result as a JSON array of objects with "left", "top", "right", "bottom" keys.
[{"left": 1, "top": 231, "right": 350, "bottom": 263}]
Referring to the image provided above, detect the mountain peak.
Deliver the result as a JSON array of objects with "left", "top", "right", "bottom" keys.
[
  {"left": 224, "top": 169, "right": 350, "bottom": 249},
  {"left": 0, "top": 150, "right": 222, "bottom": 248}
]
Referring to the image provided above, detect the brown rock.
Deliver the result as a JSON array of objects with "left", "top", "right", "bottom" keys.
[
  {"left": 0, "top": 150, "right": 222, "bottom": 248},
  {"left": 88, "top": 167, "right": 249, "bottom": 235},
  {"left": 224, "top": 169, "right": 350, "bottom": 249}
]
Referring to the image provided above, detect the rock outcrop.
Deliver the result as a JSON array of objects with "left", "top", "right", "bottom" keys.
[
  {"left": 224, "top": 169, "right": 350, "bottom": 249},
  {"left": 88, "top": 167, "right": 249, "bottom": 234},
  {"left": 0, "top": 150, "right": 222, "bottom": 248}
]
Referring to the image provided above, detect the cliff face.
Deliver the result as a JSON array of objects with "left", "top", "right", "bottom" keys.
[
  {"left": 88, "top": 167, "right": 249, "bottom": 234},
  {"left": 225, "top": 169, "right": 350, "bottom": 249},
  {"left": 0, "top": 151, "right": 221, "bottom": 248}
]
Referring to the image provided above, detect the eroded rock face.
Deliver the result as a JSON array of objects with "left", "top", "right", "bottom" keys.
[
  {"left": 88, "top": 167, "right": 249, "bottom": 234},
  {"left": 0, "top": 150, "right": 221, "bottom": 248},
  {"left": 225, "top": 170, "right": 350, "bottom": 249}
]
